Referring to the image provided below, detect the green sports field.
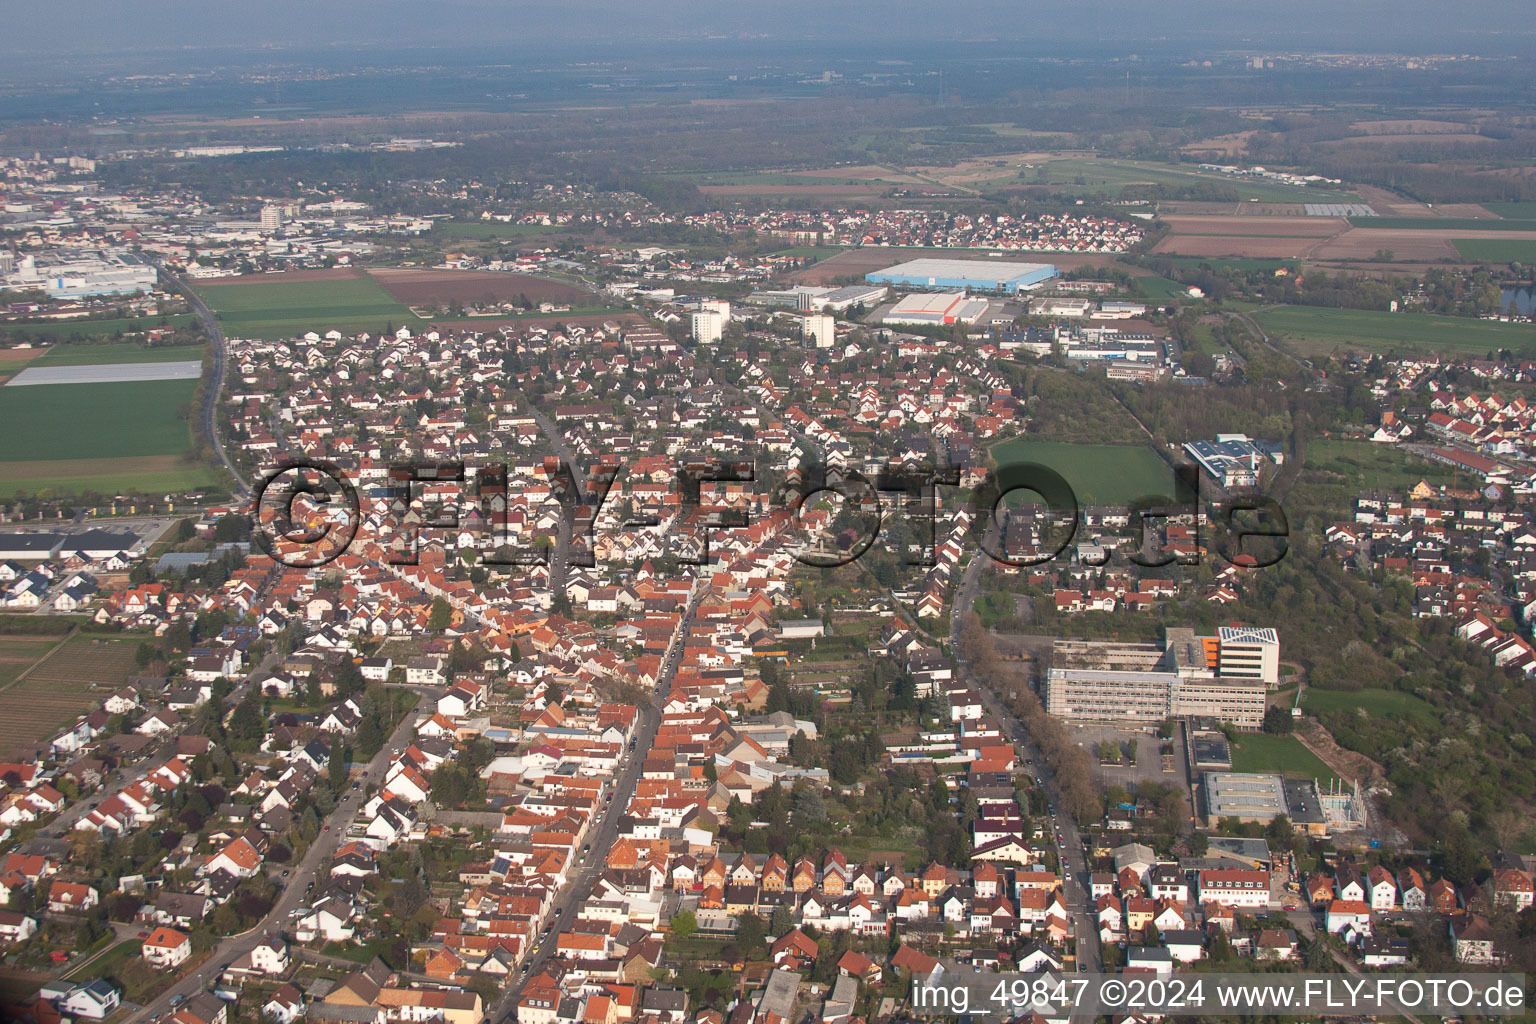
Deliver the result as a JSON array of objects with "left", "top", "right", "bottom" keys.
[
  {"left": 1302, "top": 687, "right": 1436, "bottom": 725},
  {"left": 193, "top": 275, "right": 427, "bottom": 339},
  {"left": 1135, "top": 275, "right": 1186, "bottom": 300},
  {"left": 1229, "top": 733, "right": 1339, "bottom": 784},
  {"left": 1254, "top": 305, "right": 1536, "bottom": 357},
  {"left": 988, "top": 439, "right": 1176, "bottom": 505},
  {"left": 1452, "top": 238, "right": 1536, "bottom": 263},
  {"left": 0, "top": 378, "right": 199, "bottom": 461},
  {"left": 33, "top": 341, "right": 205, "bottom": 366}
]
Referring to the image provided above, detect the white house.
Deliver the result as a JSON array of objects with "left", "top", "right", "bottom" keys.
[
  {"left": 0, "top": 910, "right": 37, "bottom": 946},
  {"left": 142, "top": 926, "right": 192, "bottom": 969},
  {"left": 295, "top": 897, "right": 355, "bottom": 942}
]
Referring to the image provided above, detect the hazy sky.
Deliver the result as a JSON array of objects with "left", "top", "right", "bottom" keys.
[{"left": 4, "top": 0, "right": 1533, "bottom": 58}]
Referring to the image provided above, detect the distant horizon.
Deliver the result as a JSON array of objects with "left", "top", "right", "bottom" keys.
[{"left": 3, "top": 1, "right": 1535, "bottom": 66}]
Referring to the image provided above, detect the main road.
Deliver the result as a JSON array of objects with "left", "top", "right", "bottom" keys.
[
  {"left": 948, "top": 523, "right": 1101, "bottom": 972},
  {"left": 156, "top": 263, "right": 250, "bottom": 496},
  {"left": 490, "top": 592, "right": 699, "bottom": 1023},
  {"left": 521, "top": 402, "right": 586, "bottom": 596}
]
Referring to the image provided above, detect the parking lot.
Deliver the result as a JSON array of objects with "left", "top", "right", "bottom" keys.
[{"left": 1070, "top": 722, "right": 1192, "bottom": 794}]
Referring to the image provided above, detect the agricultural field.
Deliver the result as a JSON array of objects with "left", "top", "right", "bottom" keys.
[
  {"left": 1154, "top": 235, "right": 1319, "bottom": 259},
  {"left": 1253, "top": 305, "right": 1536, "bottom": 357},
  {"left": 32, "top": 340, "right": 205, "bottom": 366},
  {"left": 1229, "top": 733, "right": 1339, "bottom": 783},
  {"left": 1157, "top": 256, "right": 1300, "bottom": 273},
  {"left": 1452, "top": 238, "right": 1536, "bottom": 263},
  {"left": 1024, "top": 157, "right": 1360, "bottom": 203},
  {"left": 1160, "top": 215, "right": 1343, "bottom": 237},
  {"left": 0, "top": 455, "right": 217, "bottom": 499},
  {"left": 0, "top": 314, "right": 196, "bottom": 343},
  {"left": 0, "top": 636, "right": 60, "bottom": 689},
  {"left": 1348, "top": 216, "right": 1536, "bottom": 231},
  {"left": 988, "top": 439, "right": 1175, "bottom": 506},
  {"left": 0, "top": 378, "right": 199, "bottom": 462},
  {"left": 193, "top": 272, "right": 426, "bottom": 339},
  {"left": 1481, "top": 202, "right": 1536, "bottom": 219},
  {"left": 368, "top": 268, "right": 594, "bottom": 307},
  {"left": 0, "top": 634, "right": 136, "bottom": 759}
]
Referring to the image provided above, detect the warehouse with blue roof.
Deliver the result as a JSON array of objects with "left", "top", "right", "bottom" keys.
[{"left": 865, "top": 257, "right": 1058, "bottom": 294}]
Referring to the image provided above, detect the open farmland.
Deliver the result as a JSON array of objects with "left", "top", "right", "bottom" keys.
[
  {"left": 1347, "top": 216, "right": 1536, "bottom": 231},
  {"left": 0, "top": 455, "right": 216, "bottom": 498},
  {"left": 1313, "top": 225, "right": 1536, "bottom": 262},
  {"left": 988, "top": 439, "right": 1175, "bottom": 506},
  {"left": 368, "top": 268, "right": 593, "bottom": 307},
  {"left": 0, "top": 637, "right": 58, "bottom": 689},
  {"left": 1153, "top": 234, "right": 1321, "bottom": 259},
  {"left": 1481, "top": 202, "right": 1536, "bottom": 219},
  {"left": 1452, "top": 239, "right": 1536, "bottom": 263},
  {"left": 0, "top": 378, "right": 199, "bottom": 462},
  {"left": 0, "top": 634, "right": 137, "bottom": 759},
  {"left": 1025, "top": 157, "right": 1360, "bottom": 203},
  {"left": 193, "top": 271, "right": 426, "bottom": 339},
  {"left": 1254, "top": 305, "right": 1536, "bottom": 357},
  {"left": 0, "top": 314, "right": 197, "bottom": 344},
  {"left": 32, "top": 340, "right": 205, "bottom": 366},
  {"left": 1159, "top": 215, "right": 1344, "bottom": 237}
]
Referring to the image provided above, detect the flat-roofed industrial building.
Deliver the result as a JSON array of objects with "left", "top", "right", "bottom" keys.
[{"left": 866, "top": 257, "right": 1058, "bottom": 294}]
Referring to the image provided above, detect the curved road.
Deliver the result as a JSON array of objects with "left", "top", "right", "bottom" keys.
[{"left": 157, "top": 265, "right": 250, "bottom": 496}]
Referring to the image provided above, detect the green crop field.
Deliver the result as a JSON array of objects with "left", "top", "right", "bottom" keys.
[
  {"left": 33, "top": 341, "right": 205, "bottom": 366},
  {"left": 0, "top": 456, "right": 217, "bottom": 498},
  {"left": 1349, "top": 216, "right": 1536, "bottom": 231},
  {"left": 1229, "top": 733, "right": 1339, "bottom": 783},
  {"left": 0, "top": 378, "right": 199, "bottom": 461},
  {"left": 1302, "top": 686, "right": 1436, "bottom": 725},
  {"left": 194, "top": 276, "right": 426, "bottom": 339},
  {"left": 1453, "top": 239, "right": 1536, "bottom": 263},
  {"left": 1254, "top": 305, "right": 1536, "bottom": 357},
  {"left": 0, "top": 314, "right": 196, "bottom": 342},
  {"left": 988, "top": 439, "right": 1175, "bottom": 505},
  {"left": 1027, "top": 157, "right": 1359, "bottom": 203},
  {"left": 1483, "top": 202, "right": 1536, "bottom": 220}
]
